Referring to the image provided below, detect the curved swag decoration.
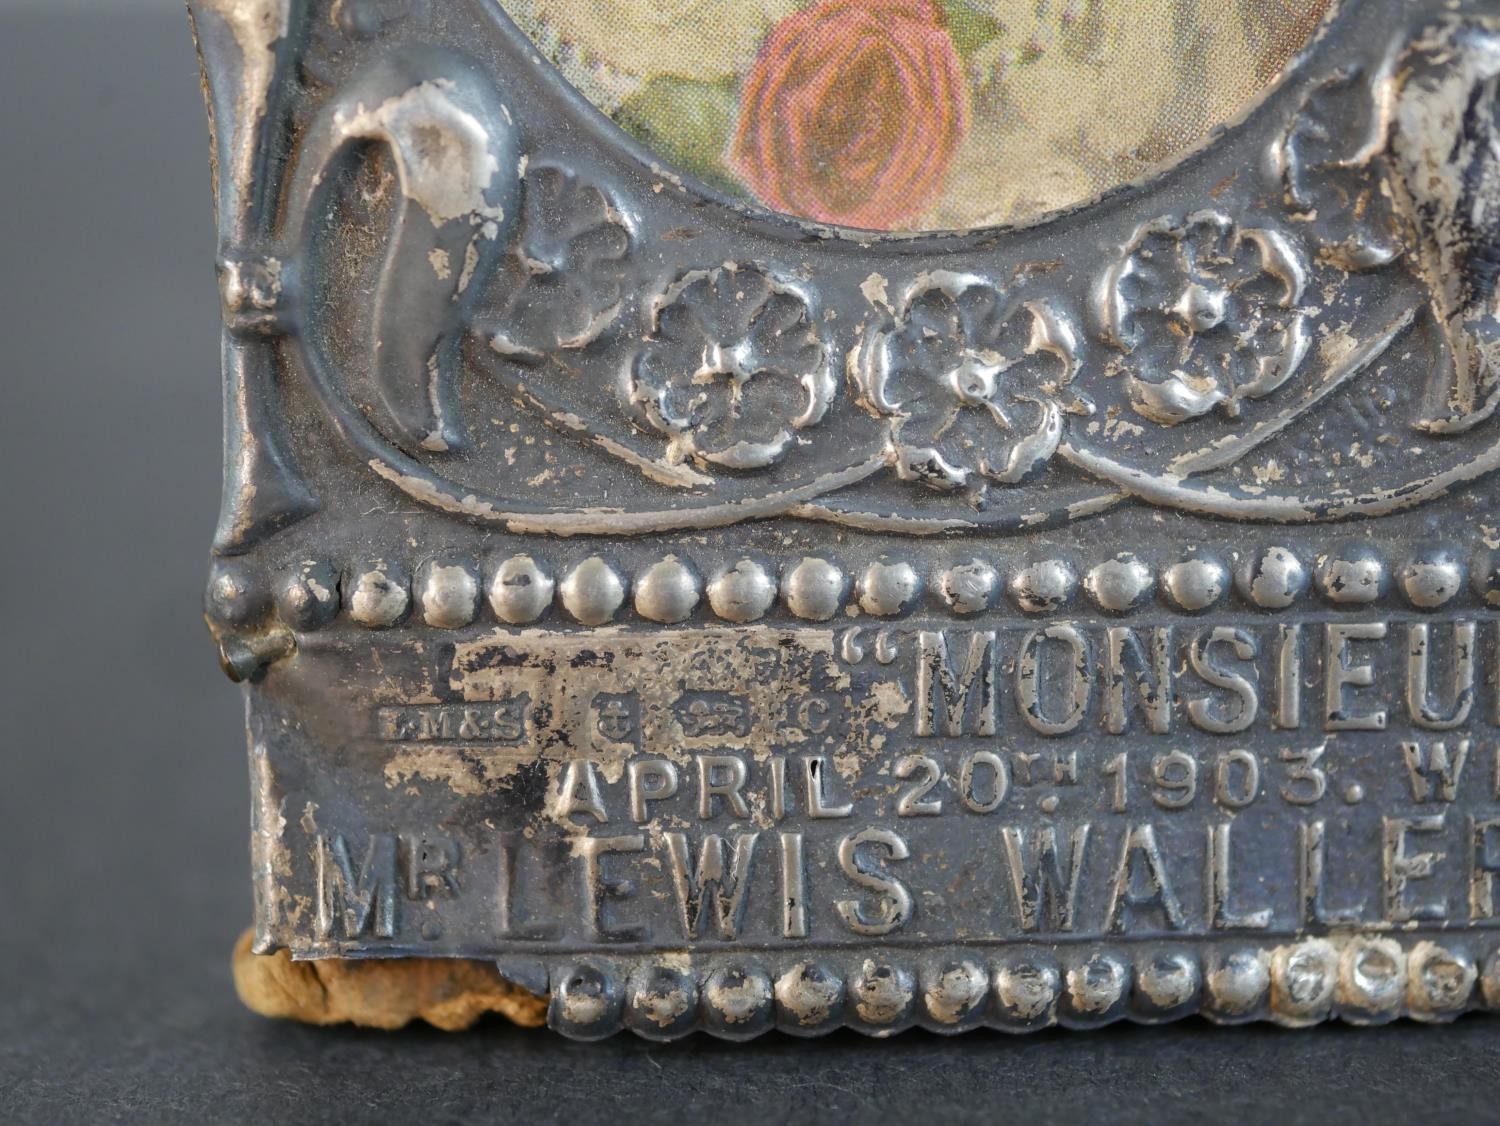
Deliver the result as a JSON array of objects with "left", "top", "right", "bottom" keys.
[{"left": 287, "top": 45, "right": 522, "bottom": 454}]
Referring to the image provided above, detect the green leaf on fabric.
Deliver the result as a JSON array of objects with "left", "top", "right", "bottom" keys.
[
  {"left": 615, "top": 76, "right": 748, "bottom": 198},
  {"left": 937, "top": 0, "right": 1004, "bottom": 58}
]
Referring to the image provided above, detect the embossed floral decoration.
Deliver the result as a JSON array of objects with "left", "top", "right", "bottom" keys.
[
  {"left": 624, "top": 265, "right": 834, "bottom": 469},
  {"left": 1101, "top": 211, "right": 1311, "bottom": 426},
  {"left": 480, "top": 164, "right": 632, "bottom": 360},
  {"left": 854, "top": 273, "right": 1088, "bottom": 497}
]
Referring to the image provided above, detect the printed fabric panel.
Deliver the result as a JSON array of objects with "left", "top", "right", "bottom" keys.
[{"left": 501, "top": 0, "right": 1333, "bottom": 230}]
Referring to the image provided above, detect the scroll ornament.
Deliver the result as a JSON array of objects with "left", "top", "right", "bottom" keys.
[
  {"left": 1388, "top": 18, "right": 1500, "bottom": 434},
  {"left": 1279, "top": 66, "right": 1404, "bottom": 272}
]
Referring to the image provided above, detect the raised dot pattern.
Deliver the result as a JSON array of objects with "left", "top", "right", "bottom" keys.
[
  {"left": 537, "top": 938, "right": 1488, "bottom": 1040},
  {"left": 215, "top": 543, "right": 1490, "bottom": 633}
]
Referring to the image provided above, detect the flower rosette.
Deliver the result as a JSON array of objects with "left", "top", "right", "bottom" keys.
[
  {"left": 852, "top": 273, "right": 1087, "bottom": 498},
  {"left": 729, "top": 0, "right": 970, "bottom": 230},
  {"left": 624, "top": 265, "right": 834, "bottom": 469},
  {"left": 1100, "top": 211, "right": 1312, "bottom": 427},
  {"left": 480, "top": 164, "right": 632, "bottom": 362}
]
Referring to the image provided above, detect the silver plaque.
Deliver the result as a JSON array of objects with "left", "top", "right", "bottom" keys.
[{"left": 191, "top": 0, "right": 1500, "bottom": 1038}]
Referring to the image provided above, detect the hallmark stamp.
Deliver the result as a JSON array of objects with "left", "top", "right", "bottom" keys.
[{"left": 193, "top": 0, "right": 1500, "bottom": 1037}]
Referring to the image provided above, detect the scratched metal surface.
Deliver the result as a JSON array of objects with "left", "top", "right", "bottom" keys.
[{"left": 6, "top": 3, "right": 1500, "bottom": 1119}]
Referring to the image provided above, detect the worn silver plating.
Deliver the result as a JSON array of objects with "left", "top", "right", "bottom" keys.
[{"left": 191, "top": 0, "right": 1500, "bottom": 1038}]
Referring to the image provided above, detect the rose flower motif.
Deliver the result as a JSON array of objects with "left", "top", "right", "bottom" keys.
[
  {"left": 1100, "top": 211, "right": 1311, "bottom": 426},
  {"left": 479, "top": 164, "right": 631, "bottom": 362},
  {"left": 852, "top": 273, "right": 1088, "bottom": 498},
  {"left": 624, "top": 265, "right": 834, "bottom": 469},
  {"left": 729, "top": 0, "right": 970, "bottom": 230}
]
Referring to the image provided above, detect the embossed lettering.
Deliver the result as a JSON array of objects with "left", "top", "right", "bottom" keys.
[
  {"left": 1105, "top": 824, "right": 1184, "bottom": 932},
  {"left": 1011, "top": 751, "right": 1041, "bottom": 785},
  {"left": 1279, "top": 744, "right": 1328, "bottom": 805},
  {"left": 376, "top": 699, "right": 530, "bottom": 743},
  {"left": 316, "top": 832, "right": 398, "bottom": 940},
  {"left": 1207, "top": 822, "right": 1271, "bottom": 929},
  {"left": 1017, "top": 625, "right": 1091, "bottom": 736},
  {"left": 665, "top": 832, "right": 759, "bottom": 940},
  {"left": 803, "top": 755, "right": 853, "bottom": 818},
  {"left": 628, "top": 759, "right": 679, "bottom": 823},
  {"left": 769, "top": 754, "right": 787, "bottom": 821},
  {"left": 1402, "top": 739, "right": 1470, "bottom": 803},
  {"left": 1407, "top": 621, "right": 1476, "bottom": 730},
  {"left": 1102, "top": 752, "right": 1128, "bottom": 813},
  {"left": 780, "top": 831, "right": 807, "bottom": 938},
  {"left": 1001, "top": 824, "right": 1089, "bottom": 932},
  {"left": 1298, "top": 819, "right": 1365, "bottom": 925},
  {"left": 792, "top": 695, "right": 833, "bottom": 735},
  {"left": 1324, "top": 622, "right": 1388, "bottom": 731},
  {"left": 554, "top": 759, "right": 608, "bottom": 823},
  {"left": 1274, "top": 624, "right": 1302, "bottom": 730},
  {"left": 404, "top": 834, "right": 459, "bottom": 899},
  {"left": 1186, "top": 627, "right": 1259, "bottom": 734},
  {"left": 496, "top": 832, "right": 557, "bottom": 940},
  {"left": 835, "top": 828, "right": 913, "bottom": 936},
  {"left": 1469, "top": 817, "right": 1500, "bottom": 921},
  {"left": 959, "top": 751, "right": 1008, "bottom": 813},
  {"left": 1103, "top": 626, "right": 1172, "bottom": 734},
  {"left": 894, "top": 755, "right": 943, "bottom": 816},
  {"left": 916, "top": 630, "right": 996, "bottom": 737},
  {"left": 579, "top": 835, "right": 645, "bottom": 941},
  {"left": 1212, "top": 749, "right": 1260, "bottom": 809},
  {"left": 1150, "top": 750, "right": 1197, "bottom": 810},
  {"left": 1383, "top": 815, "right": 1447, "bottom": 922},
  {"left": 697, "top": 754, "right": 751, "bottom": 819}
]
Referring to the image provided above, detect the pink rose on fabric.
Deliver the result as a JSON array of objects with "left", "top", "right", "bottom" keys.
[{"left": 730, "top": 0, "right": 970, "bottom": 230}]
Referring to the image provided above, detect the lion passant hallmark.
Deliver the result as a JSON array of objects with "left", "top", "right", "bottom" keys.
[{"left": 191, "top": 0, "right": 1500, "bottom": 1038}]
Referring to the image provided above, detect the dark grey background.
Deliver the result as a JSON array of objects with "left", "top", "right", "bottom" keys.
[{"left": 2, "top": 3, "right": 1499, "bottom": 1122}]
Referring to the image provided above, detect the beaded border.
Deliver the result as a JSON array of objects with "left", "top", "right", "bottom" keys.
[
  {"left": 529, "top": 934, "right": 1495, "bottom": 1041},
  {"left": 206, "top": 541, "right": 1500, "bottom": 636}
]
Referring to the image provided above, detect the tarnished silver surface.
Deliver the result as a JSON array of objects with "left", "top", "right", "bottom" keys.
[{"left": 192, "top": 0, "right": 1500, "bottom": 1038}]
